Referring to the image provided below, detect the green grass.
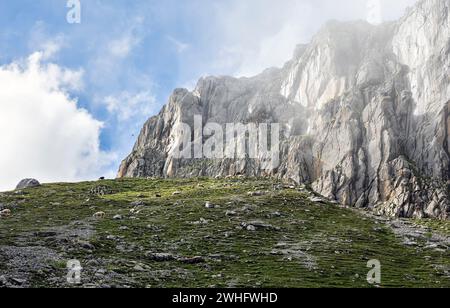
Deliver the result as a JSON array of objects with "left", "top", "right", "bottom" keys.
[{"left": 0, "top": 178, "right": 448, "bottom": 288}]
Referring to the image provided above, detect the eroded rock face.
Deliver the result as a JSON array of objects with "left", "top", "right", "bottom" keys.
[{"left": 119, "top": 0, "right": 450, "bottom": 219}]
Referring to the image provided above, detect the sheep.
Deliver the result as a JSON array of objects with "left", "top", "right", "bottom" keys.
[
  {"left": 0, "top": 209, "right": 11, "bottom": 217},
  {"left": 93, "top": 211, "right": 106, "bottom": 219}
]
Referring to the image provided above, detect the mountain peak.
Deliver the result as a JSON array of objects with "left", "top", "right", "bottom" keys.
[{"left": 118, "top": 0, "right": 450, "bottom": 220}]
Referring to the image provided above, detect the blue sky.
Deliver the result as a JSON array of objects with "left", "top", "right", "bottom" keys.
[{"left": 0, "top": 0, "right": 417, "bottom": 190}]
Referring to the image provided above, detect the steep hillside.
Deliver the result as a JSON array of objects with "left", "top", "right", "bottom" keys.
[{"left": 0, "top": 178, "right": 449, "bottom": 288}]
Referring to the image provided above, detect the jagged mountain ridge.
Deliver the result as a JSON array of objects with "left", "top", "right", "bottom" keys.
[{"left": 118, "top": 0, "right": 450, "bottom": 219}]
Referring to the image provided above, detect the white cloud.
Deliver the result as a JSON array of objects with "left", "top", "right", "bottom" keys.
[
  {"left": 109, "top": 34, "right": 141, "bottom": 58},
  {"left": 167, "top": 36, "right": 190, "bottom": 53},
  {"left": 28, "top": 21, "right": 67, "bottom": 60},
  {"left": 103, "top": 91, "right": 156, "bottom": 123},
  {"left": 206, "top": 0, "right": 417, "bottom": 77},
  {"left": 98, "top": 90, "right": 158, "bottom": 172},
  {"left": 0, "top": 52, "right": 114, "bottom": 191},
  {"left": 89, "top": 17, "right": 146, "bottom": 88}
]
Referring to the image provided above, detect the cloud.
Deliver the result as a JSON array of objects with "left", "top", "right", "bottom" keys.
[
  {"left": 103, "top": 91, "right": 156, "bottom": 123},
  {"left": 0, "top": 52, "right": 114, "bottom": 191},
  {"left": 167, "top": 36, "right": 190, "bottom": 53},
  {"left": 204, "top": 0, "right": 417, "bottom": 77},
  {"left": 28, "top": 21, "right": 67, "bottom": 60},
  {"left": 109, "top": 34, "right": 142, "bottom": 58},
  {"left": 88, "top": 16, "right": 147, "bottom": 90}
]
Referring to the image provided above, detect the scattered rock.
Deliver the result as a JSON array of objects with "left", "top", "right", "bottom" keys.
[
  {"left": 205, "top": 202, "right": 215, "bottom": 209},
  {"left": 271, "top": 242, "right": 318, "bottom": 270},
  {"left": 267, "top": 212, "right": 282, "bottom": 219},
  {"left": 172, "top": 191, "right": 182, "bottom": 196},
  {"left": 241, "top": 221, "right": 280, "bottom": 232},
  {"left": 193, "top": 218, "right": 209, "bottom": 225},
  {"left": 309, "top": 196, "right": 326, "bottom": 203},
  {"left": 179, "top": 256, "right": 205, "bottom": 264},
  {"left": 246, "top": 225, "right": 257, "bottom": 232},
  {"left": 130, "top": 200, "right": 145, "bottom": 207},
  {"left": 0, "top": 275, "right": 8, "bottom": 287},
  {"left": 33, "top": 231, "right": 57, "bottom": 238},
  {"left": 89, "top": 185, "right": 113, "bottom": 196},
  {"left": 113, "top": 215, "right": 123, "bottom": 220},
  {"left": 145, "top": 252, "right": 176, "bottom": 262},
  {"left": 10, "top": 278, "right": 26, "bottom": 286},
  {"left": 225, "top": 210, "right": 237, "bottom": 217},
  {"left": 247, "top": 191, "right": 266, "bottom": 197},
  {"left": 78, "top": 240, "right": 95, "bottom": 250},
  {"left": 241, "top": 204, "right": 258, "bottom": 212},
  {"left": 133, "top": 264, "right": 146, "bottom": 272},
  {"left": 16, "top": 179, "right": 40, "bottom": 190}
]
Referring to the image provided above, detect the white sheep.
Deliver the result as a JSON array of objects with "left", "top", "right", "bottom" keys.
[
  {"left": 0, "top": 209, "right": 11, "bottom": 217},
  {"left": 93, "top": 211, "right": 106, "bottom": 219}
]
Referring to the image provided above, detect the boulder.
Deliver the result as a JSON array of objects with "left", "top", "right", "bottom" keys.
[{"left": 16, "top": 179, "right": 40, "bottom": 190}]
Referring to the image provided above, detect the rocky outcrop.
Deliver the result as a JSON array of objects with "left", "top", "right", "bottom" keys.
[
  {"left": 119, "top": 0, "right": 450, "bottom": 219},
  {"left": 15, "top": 179, "right": 40, "bottom": 190}
]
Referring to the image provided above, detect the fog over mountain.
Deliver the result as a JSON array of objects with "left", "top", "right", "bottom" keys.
[
  {"left": 119, "top": 0, "right": 450, "bottom": 219},
  {"left": 0, "top": 0, "right": 419, "bottom": 192}
]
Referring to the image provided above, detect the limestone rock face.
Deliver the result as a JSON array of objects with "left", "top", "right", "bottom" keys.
[{"left": 119, "top": 0, "right": 450, "bottom": 219}]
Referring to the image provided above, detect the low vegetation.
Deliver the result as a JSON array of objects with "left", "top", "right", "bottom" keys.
[{"left": 0, "top": 178, "right": 448, "bottom": 288}]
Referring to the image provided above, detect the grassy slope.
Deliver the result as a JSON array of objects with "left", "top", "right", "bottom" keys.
[{"left": 0, "top": 178, "right": 449, "bottom": 288}]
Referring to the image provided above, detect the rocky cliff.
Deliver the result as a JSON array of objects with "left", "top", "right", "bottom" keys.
[{"left": 118, "top": 0, "right": 450, "bottom": 219}]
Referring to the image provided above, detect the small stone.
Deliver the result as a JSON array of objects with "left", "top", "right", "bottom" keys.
[
  {"left": 113, "top": 215, "right": 123, "bottom": 220},
  {"left": 0, "top": 275, "right": 8, "bottom": 286},
  {"left": 225, "top": 210, "right": 237, "bottom": 216},
  {"left": 179, "top": 256, "right": 205, "bottom": 264},
  {"left": 242, "top": 204, "right": 258, "bottom": 212},
  {"left": 172, "top": 191, "right": 182, "bottom": 196},
  {"left": 309, "top": 196, "right": 326, "bottom": 203},
  {"left": 267, "top": 212, "right": 282, "bottom": 218},
  {"left": 11, "top": 278, "right": 26, "bottom": 285},
  {"left": 145, "top": 252, "right": 176, "bottom": 262},
  {"left": 133, "top": 264, "right": 146, "bottom": 272},
  {"left": 242, "top": 221, "right": 280, "bottom": 231},
  {"left": 247, "top": 191, "right": 265, "bottom": 197},
  {"left": 205, "top": 202, "right": 215, "bottom": 209},
  {"left": 89, "top": 185, "right": 113, "bottom": 196},
  {"left": 193, "top": 218, "right": 209, "bottom": 225},
  {"left": 78, "top": 241, "right": 95, "bottom": 250},
  {"left": 130, "top": 200, "right": 145, "bottom": 207},
  {"left": 247, "top": 225, "right": 257, "bottom": 232}
]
